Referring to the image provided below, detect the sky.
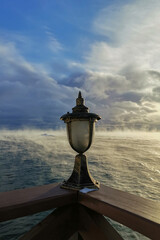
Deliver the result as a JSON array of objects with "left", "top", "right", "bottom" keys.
[{"left": 0, "top": 0, "right": 160, "bottom": 130}]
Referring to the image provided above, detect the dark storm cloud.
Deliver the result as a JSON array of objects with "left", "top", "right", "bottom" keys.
[
  {"left": 151, "top": 87, "right": 160, "bottom": 103},
  {"left": 61, "top": 69, "right": 160, "bottom": 130},
  {"left": 0, "top": 42, "right": 78, "bottom": 129},
  {"left": 60, "top": 72, "right": 86, "bottom": 88},
  {"left": 148, "top": 70, "right": 160, "bottom": 80},
  {"left": 119, "top": 92, "right": 143, "bottom": 103}
]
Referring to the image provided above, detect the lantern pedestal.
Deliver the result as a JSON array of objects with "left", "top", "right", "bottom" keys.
[{"left": 61, "top": 154, "right": 100, "bottom": 190}]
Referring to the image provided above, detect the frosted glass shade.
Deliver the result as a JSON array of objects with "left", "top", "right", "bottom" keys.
[{"left": 67, "top": 120, "right": 95, "bottom": 153}]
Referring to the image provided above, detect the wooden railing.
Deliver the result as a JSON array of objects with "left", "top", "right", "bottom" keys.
[{"left": 0, "top": 183, "right": 160, "bottom": 239}]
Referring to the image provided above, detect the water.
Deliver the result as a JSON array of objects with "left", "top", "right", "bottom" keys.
[{"left": 0, "top": 130, "right": 160, "bottom": 239}]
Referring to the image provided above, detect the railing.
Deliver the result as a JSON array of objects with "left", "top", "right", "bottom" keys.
[{"left": 0, "top": 183, "right": 160, "bottom": 239}]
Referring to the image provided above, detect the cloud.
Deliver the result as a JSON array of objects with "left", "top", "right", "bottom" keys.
[
  {"left": 83, "top": 0, "right": 160, "bottom": 74},
  {"left": 45, "top": 27, "right": 63, "bottom": 53},
  {"left": 71, "top": 0, "right": 160, "bottom": 130},
  {"left": 0, "top": 41, "right": 78, "bottom": 129},
  {"left": 0, "top": 1, "right": 160, "bottom": 131}
]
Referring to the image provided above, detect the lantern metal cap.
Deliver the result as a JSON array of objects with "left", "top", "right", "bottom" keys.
[
  {"left": 72, "top": 91, "right": 88, "bottom": 113},
  {"left": 60, "top": 91, "right": 101, "bottom": 121}
]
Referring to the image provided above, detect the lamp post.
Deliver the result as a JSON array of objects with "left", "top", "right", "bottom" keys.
[{"left": 60, "top": 91, "right": 101, "bottom": 190}]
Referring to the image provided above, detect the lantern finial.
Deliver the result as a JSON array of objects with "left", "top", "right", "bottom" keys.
[
  {"left": 73, "top": 91, "right": 88, "bottom": 112},
  {"left": 76, "top": 91, "right": 84, "bottom": 107},
  {"left": 78, "top": 91, "right": 82, "bottom": 98}
]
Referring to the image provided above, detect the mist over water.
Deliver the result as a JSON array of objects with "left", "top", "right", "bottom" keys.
[{"left": 0, "top": 129, "right": 160, "bottom": 239}]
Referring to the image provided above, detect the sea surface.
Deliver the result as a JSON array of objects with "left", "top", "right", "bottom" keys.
[{"left": 0, "top": 129, "right": 160, "bottom": 239}]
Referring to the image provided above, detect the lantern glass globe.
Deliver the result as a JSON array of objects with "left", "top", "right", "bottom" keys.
[{"left": 67, "top": 120, "right": 95, "bottom": 153}]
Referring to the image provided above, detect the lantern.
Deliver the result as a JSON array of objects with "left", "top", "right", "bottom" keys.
[{"left": 60, "top": 92, "right": 101, "bottom": 190}]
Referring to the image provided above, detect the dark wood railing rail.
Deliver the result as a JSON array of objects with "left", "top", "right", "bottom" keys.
[{"left": 0, "top": 183, "right": 160, "bottom": 239}]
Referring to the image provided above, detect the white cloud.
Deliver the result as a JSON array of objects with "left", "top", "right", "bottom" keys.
[
  {"left": 89, "top": 0, "right": 160, "bottom": 72},
  {"left": 45, "top": 29, "right": 63, "bottom": 53},
  {"left": 73, "top": 0, "right": 160, "bottom": 130}
]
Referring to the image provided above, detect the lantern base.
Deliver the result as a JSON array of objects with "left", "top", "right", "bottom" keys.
[{"left": 61, "top": 154, "right": 100, "bottom": 190}]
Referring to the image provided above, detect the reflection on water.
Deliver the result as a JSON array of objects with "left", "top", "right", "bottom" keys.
[{"left": 0, "top": 130, "right": 160, "bottom": 239}]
